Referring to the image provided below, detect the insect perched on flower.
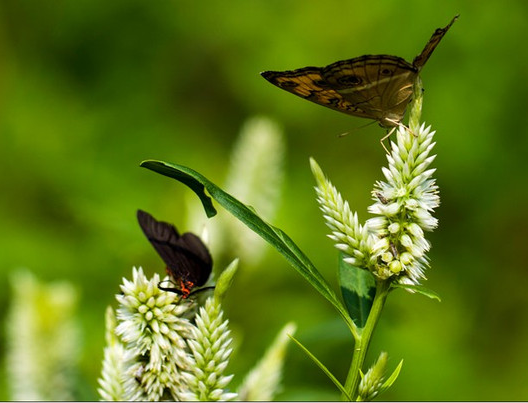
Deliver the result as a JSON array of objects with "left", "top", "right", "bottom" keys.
[
  {"left": 261, "top": 16, "right": 458, "bottom": 130},
  {"left": 137, "top": 209, "right": 213, "bottom": 298}
]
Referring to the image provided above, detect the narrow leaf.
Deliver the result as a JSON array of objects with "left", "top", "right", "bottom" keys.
[
  {"left": 391, "top": 283, "right": 441, "bottom": 301},
  {"left": 288, "top": 335, "right": 352, "bottom": 401},
  {"left": 338, "top": 255, "right": 376, "bottom": 328},
  {"left": 140, "top": 160, "right": 356, "bottom": 332},
  {"left": 378, "top": 359, "right": 404, "bottom": 396},
  {"left": 141, "top": 160, "right": 217, "bottom": 217}
]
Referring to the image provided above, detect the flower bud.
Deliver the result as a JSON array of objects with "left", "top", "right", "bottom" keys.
[
  {"left": 381, "top": 252, "right": 394, "bottom": 263},
  {"left": 400, "top": 252, "right": 413, "bottom": 265},
  {"left": 388, "top": 222, "right": 400, "bottom": 234},
  {"left": 389, "top": 260, "right": 402, "bottom": 274},
  {"left": 358, "top": 351, "right": 388, "bottom": 401},
  {"left": 407, "top": 223, "right": 424, "bottom": 238}
]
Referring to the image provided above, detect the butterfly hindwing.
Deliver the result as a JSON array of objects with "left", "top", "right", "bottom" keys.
[
  {"left": 177, "top": 232, "right": 213, "bottom": 287},
  {"left": 322, "top": 55, "right": 417, "bottom": 125}
]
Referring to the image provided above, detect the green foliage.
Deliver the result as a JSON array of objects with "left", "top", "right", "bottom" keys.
[
  {"left": 338, "top": 256, "right": 375, "bottom": 329},
  {"left": 1, "top": 1, "right": 528, "bottom": 400},
  {"left": 288, "top": 335, "right": 351, "bottom": 400},
  {"left": 390, "top": 283, "right": 442, "bottom": 302},
  {"left": 140, "top": 160, "right": 356, "bottom": 335},
  {"left": 378, "top": 359, "right": 404, "bottom": 398}
]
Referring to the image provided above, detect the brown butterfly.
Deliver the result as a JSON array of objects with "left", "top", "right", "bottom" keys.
[{"left": 261, "top": 15, "right": 458, "bottom": 129}]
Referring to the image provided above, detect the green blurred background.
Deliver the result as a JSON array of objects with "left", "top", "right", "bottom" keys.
[{"left": 1, "top": 0, "right": 527, "bottom": 400}]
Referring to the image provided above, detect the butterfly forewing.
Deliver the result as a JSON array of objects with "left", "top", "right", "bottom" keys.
[
  {"left": 413, "top": 15, "right": 459, "bottom": 70},
  {"left": 261, "top": 68, "right": 359, "bottom": 116},
  {"left": 137, "top": 209, "right": 180, "bottom": 243},
  {"left": 137, "top": 210, "right": 213, "bottom": 290}
]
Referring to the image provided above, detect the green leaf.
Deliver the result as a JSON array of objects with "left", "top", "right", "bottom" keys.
[
  {"left": 377, "top": 359, "right": 403, "bottom": 397},
  {"left": 288, "top": 335, "right": 352, "bottom": 401},
  {"left": 140, "top": 160, "right": 356, "bottom": 333},
  {"left": 391, "top": 283, "right": 441, "bottom": 301},
  {"left": 141, "top": 160, "right": 217, "bottom": 217},
  {"left": 338, "top": 254, "right": 375, "bottom": 328}
]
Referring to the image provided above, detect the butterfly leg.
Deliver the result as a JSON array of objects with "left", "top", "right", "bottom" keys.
[
  {"left": 380, "top": 120, "right": 417, "bottom": 153},
  {"left": 380, "top": 127, "right": 396, "bottom": 154},
  {"left": 387, "top": 118, "right": 416, "bottom": 137}
]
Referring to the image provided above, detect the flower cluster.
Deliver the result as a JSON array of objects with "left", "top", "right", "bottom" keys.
[
  {"left": 180, "top": 297, "right": 237, "bottom": 401},
  {"left": 311, "top": 159, "right": 377, "bottom": 271},
  {"left": 98, "top": 267, "right": 241, "bottom": 401},
  {"left": 6, "top": 270, "right": 79, "bottom": 401},
  {"left": 98, "top": 307, "right": 125, "bottom": 401},
  {"left": 367, "top": 124, "right": 439, "bottom": 284},
  {"left": 312, "top": 97, "right": 440, "bottom": 286},
  {"left": 237, "top": 322, "right": 296, "bottom": 401},
  {"left": 357, "top": 351, "right": 388, "bottom": 401},
  {"left": 114, "top": 267, "right": 194, "bottom": 401}
]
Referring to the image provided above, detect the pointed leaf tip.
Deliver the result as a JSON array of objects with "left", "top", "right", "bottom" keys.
[
  {"left": 140, "top": 160, "right": 217, "bottom": 218},
  {"left": 391, "top": 283, "right": 441, "bottom": 301}
]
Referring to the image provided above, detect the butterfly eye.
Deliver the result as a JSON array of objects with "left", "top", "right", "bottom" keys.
[
  {"left": 380, "top": 68, "right": 393, "bottom": 76},
  {"left": 338, "top": 75, "right": 362, "bottom": 86}
]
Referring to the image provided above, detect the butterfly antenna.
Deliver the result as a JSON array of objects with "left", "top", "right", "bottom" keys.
[{"left": 338, "top": 120, "right": 377, "bottom": 138}]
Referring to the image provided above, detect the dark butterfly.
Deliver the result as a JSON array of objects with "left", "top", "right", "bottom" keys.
[{"left": 137, "top": 209, "right": 213, "bottom": 298}]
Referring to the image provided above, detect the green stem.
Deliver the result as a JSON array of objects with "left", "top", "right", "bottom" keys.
[{"left": 342, "top": 280, "right": 391, "bottom": 401}]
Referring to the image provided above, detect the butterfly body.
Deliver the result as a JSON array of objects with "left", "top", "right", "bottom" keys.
[
  {"left": 261, "top": 16, "right": 458, "bottom": 128},
  {"left": 137, "top": 209, "right": 212, "bottom": 298}
]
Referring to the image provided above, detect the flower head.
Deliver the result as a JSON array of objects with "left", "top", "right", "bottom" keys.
[
  {"left": 115, "top": 267, "right": 195, "bottom": 401},
  {"left": 358, "top": 351, "right": 388, "bottom": 401},
  {"left": 367, "top": 124, "right": 440, "bottom": 284},
  {"left": 180, "top": 297, "right": 237, "bottom": 401},
  {"left": 6, "top": 270, "right": 79, "bottom": 401},
  {"left": 99, "top": 265, "right": 239, "bottom": 401},
  {"left": 237, "top": 322, "right": 296, "bottom": 401},
  {"left": 98, "top": 307, "right": 126, "bottom": 401},
  {"left": 311, "top": 158, "right": 376, "bottom": 270},
  {"left": 312, "top": 82, "right": 440, "bottom": 286}
]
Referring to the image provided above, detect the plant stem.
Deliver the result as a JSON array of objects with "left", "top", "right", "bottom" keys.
[{"left": 342, "top": 280, "right": 391, "bottom": 401}]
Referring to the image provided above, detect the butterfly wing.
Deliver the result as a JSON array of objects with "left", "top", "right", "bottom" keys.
[
  {"left": 137, "top": 210, "right": 212, "bottom": 287},
  {"left": 261, "top": 56, "right": 417, "bottom": 127},
  {"left": 413, "top": 15, "right": 458, "bottom": 70},
  {"left": 261, "top": 67, "right": 373, "bottom": 118},
  {"left": 137, "top": 209, "right": 181, "bottom": 259},
  {"left": 178, "top": 232, "right": 213, "bottom": 287},
  {"left": 322, "top": 55, "right": 417, "bottom": 127},
  {"left": 262, "top": 16, "right": 457, "bottom": 127}
]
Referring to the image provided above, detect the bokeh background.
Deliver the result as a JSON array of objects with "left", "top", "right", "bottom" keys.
[{"left": 1, "top": 0, "right": 527, "bottom": 400}]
